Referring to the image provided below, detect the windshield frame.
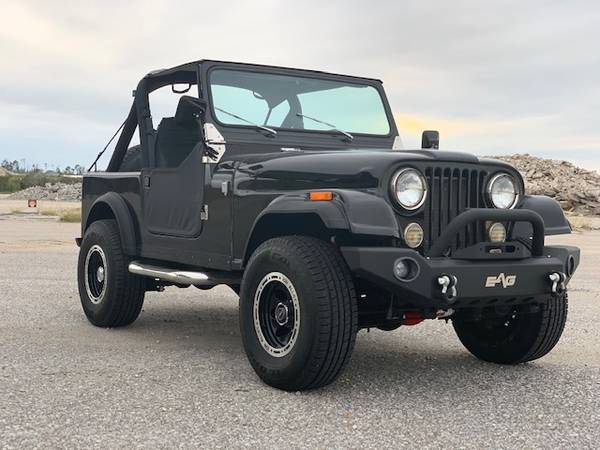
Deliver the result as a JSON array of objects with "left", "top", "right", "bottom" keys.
[{"left": 205, "top": 65, "right": 396, "bottom": 140}]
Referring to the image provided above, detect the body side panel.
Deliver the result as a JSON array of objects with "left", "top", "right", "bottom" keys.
[{"left": 82, "top": 173, "right": 143, "bottom": 255}]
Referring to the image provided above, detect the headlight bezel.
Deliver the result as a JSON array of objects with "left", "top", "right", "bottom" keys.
[
  {"left": 487, "top": 172, "right": 520, "bottom": 209},
  {"left": 389, "top": 167, "right": 428, "bottom": 211}
]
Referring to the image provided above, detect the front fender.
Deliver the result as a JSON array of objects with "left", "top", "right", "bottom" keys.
[
  {"left": 256, "top": 190, "right": 400, "bottom": 238},
  {"left": 242, "top": 190, "right": 400, "bottom": 265},
  {"left": 513, "top": 195, "right": 572, "bottom": 238}
]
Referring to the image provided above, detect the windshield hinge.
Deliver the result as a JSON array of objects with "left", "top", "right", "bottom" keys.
[
  {"left": 203, "top": 123, "right": 226, "bottom": 164},
  {"left": 201, "top": 205, "right": 209, "bottom": 221}
]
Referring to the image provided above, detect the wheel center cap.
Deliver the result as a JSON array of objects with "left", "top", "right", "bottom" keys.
[
  {"left": 274, "top": 302, "right": 289, "bottom": 326},
  {"left": 97, "top": 266, "right": 105, "bottom": 283}
]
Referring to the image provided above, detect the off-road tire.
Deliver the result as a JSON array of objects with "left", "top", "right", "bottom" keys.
[
  {"left": 240, "top": 236, "right": 358, "bottom": 391},
  {"left": 452, "top": 293, "right": 568, "bottom": 364},
  {"left": 77, "top": 219, "right": 145, "bottom": 327}
]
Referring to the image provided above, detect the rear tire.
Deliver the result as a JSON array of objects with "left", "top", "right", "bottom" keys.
[
  {"left": 240, "top": 236, "right": 358, "bottom": 391},
  {"left": 77, "top": 219, "right": 145, "bottom": 327},
  {"left": 452, "top": 293, "right": 568, "bottom": 364}
]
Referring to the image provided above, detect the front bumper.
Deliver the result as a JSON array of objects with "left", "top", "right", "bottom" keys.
[
  {"left": 342, "top": 245, "right": 579, "bottom": 309},
  {"left": 341, "top": 208, "right": 580, "bottom": 309}
]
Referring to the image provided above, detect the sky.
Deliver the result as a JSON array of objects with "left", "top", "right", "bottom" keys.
[{"left": 1, "top": 0, "right": 599, "bottom": 171}]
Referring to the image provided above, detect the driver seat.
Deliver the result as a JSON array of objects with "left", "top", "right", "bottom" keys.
[{"left": 154, "top": 97, "right": 203, "bottom": 168}]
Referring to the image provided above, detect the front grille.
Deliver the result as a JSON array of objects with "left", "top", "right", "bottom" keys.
[{"left": 424, "top": 167, "right": 488, "bottom": 252}]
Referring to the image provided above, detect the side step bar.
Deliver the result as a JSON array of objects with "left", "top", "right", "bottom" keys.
[{"left": 128, "top": 261, "right": 241, "bottom": 286}]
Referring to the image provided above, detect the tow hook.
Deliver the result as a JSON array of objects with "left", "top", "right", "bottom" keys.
[
  {"left": 549, "top": 272, "right": 566, "bottom": 295},
  {"left": 437, "top": 274, "right": 458, "bottom": 303}
]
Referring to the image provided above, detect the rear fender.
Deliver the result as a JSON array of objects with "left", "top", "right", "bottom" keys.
[{"left": 84, "top": 192, "right": 138, "bottom": 255}]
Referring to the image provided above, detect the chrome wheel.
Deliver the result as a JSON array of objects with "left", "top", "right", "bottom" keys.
[
  {"left": 253, "top": 272, "right": 300, "bottom": 357},
  {"left": 84, "top": 244, "right": 107, "bottom": 304}
]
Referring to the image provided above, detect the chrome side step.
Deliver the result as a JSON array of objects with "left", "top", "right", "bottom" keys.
[{"left": 128, "top": 261, "right": 240, "bottom": 286}]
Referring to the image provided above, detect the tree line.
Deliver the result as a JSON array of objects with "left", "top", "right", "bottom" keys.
[
  {"left": 1, "top": 159, "right": 85, "bottom": 175},
  {"left": 0, "top": 160, "right": 83, "bottom": 193}
]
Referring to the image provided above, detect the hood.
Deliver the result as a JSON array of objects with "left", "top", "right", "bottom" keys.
[{"left": 233, "top": 148, "right": 520, "bottom": 192}]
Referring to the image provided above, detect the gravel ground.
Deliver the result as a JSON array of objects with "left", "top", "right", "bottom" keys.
[{"left": 0, "top": 220, "right": 599, "bottom": 449}]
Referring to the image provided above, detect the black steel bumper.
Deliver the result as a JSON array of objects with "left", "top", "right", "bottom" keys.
[{"left": 341, "top": 208, "right": 580, "bottom": 309}]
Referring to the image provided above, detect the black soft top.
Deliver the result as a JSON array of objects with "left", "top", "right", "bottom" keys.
[
  {"left": 103, "top": 60, "right": 386, "bottom": 172},
  {"left": 144, "top": 60, "right": 383, "bottom": 83}
]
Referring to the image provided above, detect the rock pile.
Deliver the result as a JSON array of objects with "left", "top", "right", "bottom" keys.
[
  {"left": 490, "top": 154, "right": 600, "bottom": 216},
  {"left": 4, "top": 154, "right": 600, "bottom": 215},
  {"left": 7, "top": 182, "right": 82, "bottom": 202}
]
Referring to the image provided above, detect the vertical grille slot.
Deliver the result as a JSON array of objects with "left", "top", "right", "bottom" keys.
[{"left": 425, "top": 166, "right": 487, "bottom": 253}]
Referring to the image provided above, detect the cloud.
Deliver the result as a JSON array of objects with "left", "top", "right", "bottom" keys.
[{"left": 0, "top": 0, "right": 599, "bottom": 170}]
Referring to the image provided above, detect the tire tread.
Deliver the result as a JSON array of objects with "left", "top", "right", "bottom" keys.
[
  {"left": 453, "top": 293, "right": 568, "bottom": 364},
  {"left": 242, "top": 235, "right": 357, "bottom": 390},
  {"left": 78, "top": 219, "right": 145, "bottom": 327}
]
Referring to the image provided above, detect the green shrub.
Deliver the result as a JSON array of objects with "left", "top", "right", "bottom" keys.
[
  {"left": 0, "top": 173, "right": 80, "bottom": 193},
  {"left": 0, "top": 176, "right": 22, "bottom": 193},
  {"left": 19, "top": 173, "right": 80, "bottom": 189}
]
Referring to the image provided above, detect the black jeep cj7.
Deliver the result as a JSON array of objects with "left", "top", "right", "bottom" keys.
[{"left": 77, "top": 60, "right": 579, "bottom": 391}]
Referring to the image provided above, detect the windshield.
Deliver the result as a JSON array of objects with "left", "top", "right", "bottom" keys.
[{"left": 209, "top": 69, "right": 391, "bottom": 136}]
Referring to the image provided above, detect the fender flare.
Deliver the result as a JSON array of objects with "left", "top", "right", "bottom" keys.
[
  {"left": 85, "top": 192, "right": 138, "bottom": 255},
  {"left": 244, "top": 190, "right": 399, "bottom": 261},
  {"left": 513, "top": 195, "right": 572, "bottom": 238}
]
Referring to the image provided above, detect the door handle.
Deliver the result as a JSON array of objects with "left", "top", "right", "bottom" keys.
[{"left": 143, "top": 175, "right": 151, "bottom": 188}]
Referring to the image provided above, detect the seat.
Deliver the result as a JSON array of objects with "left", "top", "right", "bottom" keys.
[{"left": 154, "top": 97, "right": 203, "bottom": 168}]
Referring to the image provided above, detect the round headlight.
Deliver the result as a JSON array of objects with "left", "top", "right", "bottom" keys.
[
  {"left": 391, "top": 169, "right": 427, "bottom": 210},
  {"left": 488, "top": 173, "right": 519, "bottom": 209}
]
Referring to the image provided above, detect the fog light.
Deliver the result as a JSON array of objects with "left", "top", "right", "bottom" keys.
[
  {"left": 393, "top": 259, "right": 410, "bottom": 279},
  {"left": 403, "top": 223, "right": 424, "bottom": 248},
  {"left": 488, "top": 222, "right": 507, "bottom": 243},
  {"left": 393, "top": 257, "right": 420, "bottom": 282}
]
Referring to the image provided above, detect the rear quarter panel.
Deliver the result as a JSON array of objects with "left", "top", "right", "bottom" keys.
[{"left": 81, "top": 172, "right": 143, "bottom": 241}]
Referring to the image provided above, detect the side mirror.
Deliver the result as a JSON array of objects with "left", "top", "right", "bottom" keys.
[{"left": 421, "top": 130, "right": 439, "bottom": 149}]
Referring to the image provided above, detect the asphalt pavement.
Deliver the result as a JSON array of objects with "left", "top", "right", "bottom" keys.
[{"left": 0, "top": 219, "right": 599, "bottom": 449}]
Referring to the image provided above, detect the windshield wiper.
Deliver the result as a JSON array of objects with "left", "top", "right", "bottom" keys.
[
  {"left": 296, "top": 113, "right": 354, "bottom": 142},
  {"left": 215, "top": 107, "right": 277, "bottom": 136}
]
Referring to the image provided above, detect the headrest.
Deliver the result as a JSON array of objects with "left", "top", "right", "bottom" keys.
[{"left": 174, "top": 95, "right": 206, "bottom": 128}]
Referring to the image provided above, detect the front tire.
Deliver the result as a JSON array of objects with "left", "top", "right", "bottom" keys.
[
  {"left": 240, "top": 236, "right": 358, "bottom": 391},
  {"left": 77, "top": 219, "right": 145, "bottom": 327},
  {"left": 452, "top": 293, "right": 568, "bottom": 364}
]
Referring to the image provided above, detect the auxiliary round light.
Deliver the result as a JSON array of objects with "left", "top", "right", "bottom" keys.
[
  {"left": 393, "top": 257, "right": 420, "bottom": 282},
  {"left": 488, "top": 173, "right": 519, "bottom": 209},
  {"left": 488, "top": 222, "right": 507, "bottom": 243},
  {"left": 393, "top": 259, "right": 410, "bottom": 280},
  {"left": 404, "top": 223, "right": 424, "bottom": 248},
  {"left": 391, "top": 168, "right": 427, "bottom": 210}
]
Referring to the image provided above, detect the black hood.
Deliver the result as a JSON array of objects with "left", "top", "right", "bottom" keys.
[{"left": 232, "top": 148, "right": 522, "bottom": 192}]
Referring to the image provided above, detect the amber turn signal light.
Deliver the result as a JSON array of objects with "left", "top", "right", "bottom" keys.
[{"left": 309, "top": 191, "right": 334, "bottom": 201}]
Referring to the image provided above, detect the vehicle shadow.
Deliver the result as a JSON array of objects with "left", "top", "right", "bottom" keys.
[{"left": 93, "top": 295, "right": 558, "bottom": 396}]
